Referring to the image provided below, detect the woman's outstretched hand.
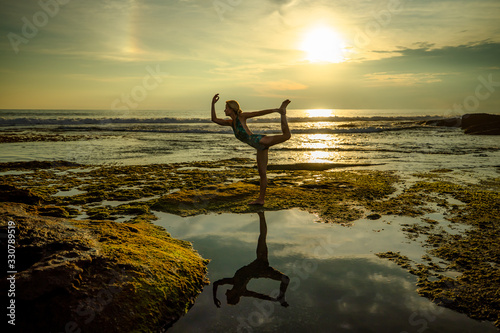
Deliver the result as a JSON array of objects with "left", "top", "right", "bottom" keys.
[
  {"left": 212, "top": 93, "right": 220, "bottom": 105},
  {"left": 279, "top": 99, "right": 291, "bottom": 115}
]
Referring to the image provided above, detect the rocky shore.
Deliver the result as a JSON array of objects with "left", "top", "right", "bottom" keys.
[
  {"left": 1, "top": 160, "right": 499, "bottom": 330},
  {"left": 425, "top": 113, "right": 500, "bottom": 135},
  {"left": 0, "top": 133, "right": 113, "bottom": 143},
  {"left": 461, "top": 113, "right": 500, "bottom": 135},
  {"left": 0, "top": 184, "right": 208, "bottom": 332}
]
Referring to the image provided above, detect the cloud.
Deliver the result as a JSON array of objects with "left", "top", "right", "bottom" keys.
[
  {"left": 362, "top": 40, "right": 500, "bottom": 74},
  {"left": 267, "top": 0, "right": 296, "bottom": 5},
  {"left": 397, "top": 40, "right": 500, "bottom": 66},
  {"left": 1, "top": 0, "right": 499, "bottom": 110},
  {"left": 363, "top": 72, "right": 446, "bottom": 86},
  {"left": 260, "top": 79, "right": 308, "bottom": 91},
  {"left": 62, "top": 73, "right": 139, "bottom": 83},
  {"left": 250, "top": 79, "right": 308, "bottom": 99}
]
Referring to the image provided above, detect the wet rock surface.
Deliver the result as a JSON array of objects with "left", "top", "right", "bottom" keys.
[
  {"left": 1, "top": 160, "right": 499, "bottom": 329},
  {"left": 0, "top": 133, "right": 110, "bottom": 143},
  {"left": 0, "top": 195, "right": 208, "bottom": 332},
  {"left": 461, "top": 113, "right": 500, "bottom": 135},
  {"left": 0, "top": 184, "right": 43, "bottom": 205},
  {"left": 423, "top": 113, "right": 500, "bottom": 135}
]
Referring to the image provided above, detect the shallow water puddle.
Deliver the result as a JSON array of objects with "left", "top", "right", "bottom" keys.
[
  {"left": 53, "top": 187, "right": 87, "bottom": 197},
  {"left": 154, "top": 209, "right": 496, "bottom": 332}
]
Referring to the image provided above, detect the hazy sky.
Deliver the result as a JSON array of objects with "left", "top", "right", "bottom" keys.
[{"left": 1, "top": 0, "right": 499, "bottom": 112}]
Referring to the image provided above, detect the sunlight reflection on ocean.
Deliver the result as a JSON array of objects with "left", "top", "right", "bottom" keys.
[{"left": 0, "top": 109, "right": 499, "bottom": 173}]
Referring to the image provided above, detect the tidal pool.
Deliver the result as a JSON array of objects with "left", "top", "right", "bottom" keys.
[{"left": 154, "top": 209, "right": 496, "bottom": 333}]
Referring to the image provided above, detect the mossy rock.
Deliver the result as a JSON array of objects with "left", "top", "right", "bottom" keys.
[
  {"left": 0, "top": 202, "right": 208, "bottom": 332},
  {"left": 2, "top": 159, "right": 499, "bottom": 328},
  {"left": 377, "top": 178, "right": 500, "bottom": 328}
]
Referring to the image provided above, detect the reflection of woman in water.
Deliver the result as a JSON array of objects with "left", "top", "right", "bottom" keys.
[
  {"left": 211, "top": 94, "right": 291, "bottom": 205},
  {"left": 212, "top": 212, "right": 290, "bottom": 307}
]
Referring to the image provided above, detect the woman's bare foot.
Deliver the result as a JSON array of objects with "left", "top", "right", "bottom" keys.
[
  {"left": 279, "top": 99, "right": 291, "bottom": 115},
  {"left": 248, "top": 199, "right": 265, "bottom": 206}
]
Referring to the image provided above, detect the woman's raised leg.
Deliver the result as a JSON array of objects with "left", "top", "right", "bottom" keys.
[{"left": 259, "top": 100, "right": 291, "bottom": 148}]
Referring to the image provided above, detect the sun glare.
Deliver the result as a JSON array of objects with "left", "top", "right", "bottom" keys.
[
  {"left": 300, "top": 26, "right": 347, "bottom": 63},
  {"left": 306, "top": 109, "right": 334, "bottom": 117},
  {"left": 299, "top": 134, "right": 341, "bottom": 163}
]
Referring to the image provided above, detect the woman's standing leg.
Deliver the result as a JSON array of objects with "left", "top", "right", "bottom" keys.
[
  {"left": 249, "top": 100, "right": 291, "bottom": 205},
  {"left": 249, "top": 149, "right": 268, "bottom": 205},
  {"left": 256, "top": 212, "right": 268, "bottom": 261}
]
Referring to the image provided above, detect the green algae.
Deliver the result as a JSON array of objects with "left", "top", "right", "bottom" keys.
[
  {"left": 412, "top": 168, "right": 454, "bottom": 179},
  {"left": 0, "top": 159, "right": 399, "bottom": 223},
  {"left": 418, "top": 266, "right": 500, "bottom": 326},
  {"left": 70, "top": 218, "right": 209, "bottom": 331},
  {"left": 377, "top": 177, "right": 500, "bottom": 328},
  {"left": 376, "top": 251, "right": 413, "bottom": 270},
  {"left": 1, "top": 160, "right": 499, "bottom": 328},
  {"left": 0, "top": 201, "right": 208, "bottom": 332},
  {"left": 86, "top": 203, "right": 153, "bottom": 221},
  {"left": 2, "top": 160, "right": 399, "bottom": 224},
  {"left": 151, "top": 169, "right": 398, "bottom": 223},
  {"left": 365, "top": 192, "right": 432, "bottom": 216}
]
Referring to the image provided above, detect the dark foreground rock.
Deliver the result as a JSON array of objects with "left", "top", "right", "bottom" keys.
[
  {"left": 0, "top": 202, "right": 208, "bottom": 332},
  {"left": 0, "top": 184, "right": 42, "bottom": 205},
  {"left": 461, "top": 113, "right": 500, "bottom": 135}
]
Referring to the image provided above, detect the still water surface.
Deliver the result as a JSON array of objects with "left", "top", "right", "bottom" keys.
[{"left": 155, "top": 209, "right": 496, "bottom": 333}]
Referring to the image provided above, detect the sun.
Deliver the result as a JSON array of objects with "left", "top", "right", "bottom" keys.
[{"left": 300, "top": 26, "right": 347, "bottom": 63}]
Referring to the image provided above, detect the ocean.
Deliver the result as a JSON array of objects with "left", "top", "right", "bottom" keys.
[{"left": 1, "top": 109, "right": 499, "bottom": 172}]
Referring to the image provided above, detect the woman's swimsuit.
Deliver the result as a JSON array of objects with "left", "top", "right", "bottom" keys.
[{"left": 232, "top": 116, "right": 268, "bottom": 151}]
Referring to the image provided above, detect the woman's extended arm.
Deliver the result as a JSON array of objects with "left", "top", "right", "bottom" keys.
[
  {"left": 243, "top": 100, "right": 290, "bottom": 119},
  {"left": 211, "top": 93, "right": 231, "bottom": 126},
  {"left": 242, "top": 108, "right": 279, "bottom": 119},
  {"left": 212, "top": 278, "right": 233, "bottom": 308}
]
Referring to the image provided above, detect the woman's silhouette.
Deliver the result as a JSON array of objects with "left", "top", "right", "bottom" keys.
[
  {"left": 212, "top": 212, "right": 290, "bottom": 307},
  {"left": 211, "top": 94, "right": 291, "bottom": 205}
]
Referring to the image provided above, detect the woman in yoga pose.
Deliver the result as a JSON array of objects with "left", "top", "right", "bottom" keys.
[{"left": 211, "top": 93, "right": 291, "bottom": 205}]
